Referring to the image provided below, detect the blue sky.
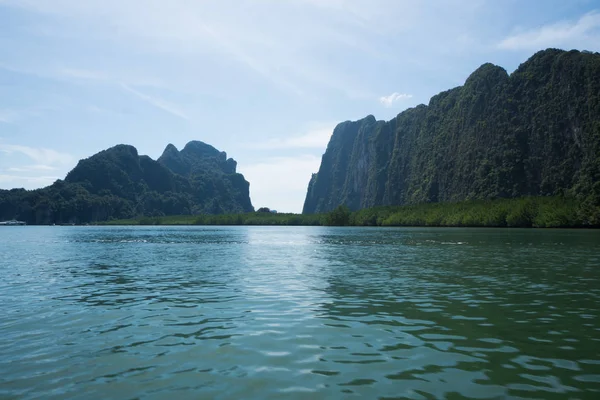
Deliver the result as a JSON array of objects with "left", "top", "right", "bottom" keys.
[{"left": 1, "top": 0, "right": 599, "bottom": 212}]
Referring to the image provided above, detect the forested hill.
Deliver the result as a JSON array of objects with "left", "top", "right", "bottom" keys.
[
  {"left": 303, "top": 49, "right": 600, "bottom": 225},
  {"left": 0, "top": 141, "right": 254, "bottom": 224}
]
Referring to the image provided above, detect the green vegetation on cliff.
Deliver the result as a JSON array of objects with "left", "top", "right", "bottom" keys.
[
  {"left": 102, "top": 212, "right": 323, "bottom": 226},
  {"left": 350, "top": 196, "right": 586, "bottom": 228},
  {"left": 0, "top": 141, "right": 253, "bottom": 224},
  {"left": 99, "top": 196, "right": 594, "bottom": 228},
  {"left": 303, "top": 49, "right": 600, "bottom": 225}
]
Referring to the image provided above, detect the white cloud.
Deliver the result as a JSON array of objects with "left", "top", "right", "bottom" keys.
[
  {"left": 379, "top": 92, "right": 413, "bottom": 107},
  {"left": 121, "top": 83, "right": 189, "bottom": 121},
  {"left": 60, "top": 68, "right": 109, "bottom": 81},
  {"left": 56, "top": 67, "right": 166, "bottom": 89},
  {"left": 238, "top": 154, "right": 322, "bottom": 213},
  {"left": 0, "top": 0, "right": 405, "bottom": 98},
  {"left": 0, "top": 144, "right": 74, "bottom": 190},
  {"left": 498, "top": 11, "right": 600, "bottom": 51},
  {"left": 7, "top": 164, "right": 57, "bottom": 172},
  {"left": 0, "top": 174, "right": 59, "bottom": 189},
  {"left": 0, "top": 144, "right": 74, "bottom": 166},
  {"left": 250, "top": 124, "right": 335, "bottom": 150},
  {"left": 0, "top": 109, "right": 22, "bottom": 124}
]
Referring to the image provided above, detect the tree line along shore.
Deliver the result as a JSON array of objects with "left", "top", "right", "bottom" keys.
[{"left": 95, "top": 196, "right": 597, "bottom": 228}]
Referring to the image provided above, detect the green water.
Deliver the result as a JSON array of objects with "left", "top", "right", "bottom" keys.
[{"left": 1, "top": 226, "right": 599, "bottom": 399}]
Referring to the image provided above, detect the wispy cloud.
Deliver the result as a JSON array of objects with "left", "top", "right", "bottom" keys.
[
  {"left": 0, "top": 144, "right": 74, "bottom": 166},
  {"left": 0, "top": 0, "right": 399, "bottom": 98},
  {"left": 58, "top": 67, "right": 165, "bottom": 89},
  {"left": 59, "top": 68, "right": 109, "bottom": 81},
  {"left": 121, "top": 83, "right": 189, "bottom": 121},
  {"left": 0, "top": 106, "right": 61, "bottom": 125},
  {"left": 0, "top": 144, "right": 74, "bottom": 189},
  {"left": 379, "top": 92, "right": 413, "bottom": 107},
  {"left": 0, "top": 109, "right": 22, "bottom": 124},
  {"left": 250, "top": 125, "right": 335, "bottom": 150},
  {"left": 0, "top": 174, "right": 59, "bottom": 189},
  {"left": 498, "top": 11, "right": 600, "bottom": 51},
  {"left": 7, "top": 164, "right": 57, "bottom": 172}
]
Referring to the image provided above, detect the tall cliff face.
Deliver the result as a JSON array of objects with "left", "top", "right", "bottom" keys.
[
  {"left": 303, "top": 49, "right": 600, "bottom": 215},
  {"left": 158, "top": 141, "right": 253, "bottom": 214},
  {"left": 65, "top": 144, "right": 180, "bottom": 199},
  {"left": 0, "top": 140, "right": 253, "bottom": 224},
  {"left": 157, "top": 141, "right": 238, "bottom": 177}
]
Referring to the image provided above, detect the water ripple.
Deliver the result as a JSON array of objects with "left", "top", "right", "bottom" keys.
[{"left": 1, "top": 226, "right": 599, "bottom": 399}]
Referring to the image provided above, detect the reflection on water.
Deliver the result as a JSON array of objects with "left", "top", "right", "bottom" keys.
[{"left": 1, "top": 226, "right": 599, "bottom": 399}]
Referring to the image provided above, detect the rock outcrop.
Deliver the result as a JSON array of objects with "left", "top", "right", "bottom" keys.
[{"left": 303, "top": 49, "right": 600, "bottom": 218}]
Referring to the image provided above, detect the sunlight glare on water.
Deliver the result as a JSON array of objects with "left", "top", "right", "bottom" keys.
[{"left": 1, "top": 226, "right": 599, "bottom": 399}]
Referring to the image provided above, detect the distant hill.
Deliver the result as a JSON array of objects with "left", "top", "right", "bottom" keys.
[
  {"left": 0, "top": 141, "right": 253, "bottom": 224},
  {"left": 303, "top": 49, "right": 600, "bottom": 225}
]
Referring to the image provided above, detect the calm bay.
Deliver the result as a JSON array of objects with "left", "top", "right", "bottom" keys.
[{"left": 1, "top": 226, "right": 599, "bottom": 399}]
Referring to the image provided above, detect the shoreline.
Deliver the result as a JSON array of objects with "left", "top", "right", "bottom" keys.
[{"left": 7, "top": 196, "right": 599, "bottom": 229}]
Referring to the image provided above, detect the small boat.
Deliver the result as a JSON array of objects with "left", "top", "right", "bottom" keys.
[{"left": 0, "top": 220, "right": 26, "bottom": 226}]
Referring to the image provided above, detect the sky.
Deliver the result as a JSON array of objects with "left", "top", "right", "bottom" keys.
[{"left": 1, "top": 0, "right": 599, "bottom": 212}]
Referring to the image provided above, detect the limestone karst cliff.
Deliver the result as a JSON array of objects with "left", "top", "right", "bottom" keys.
[
  {"left": 0, "top": 140, "right": 253, "bottom": 224},
  {"left": 303, "top": 49, "right": 600, "bottom": 223}
]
